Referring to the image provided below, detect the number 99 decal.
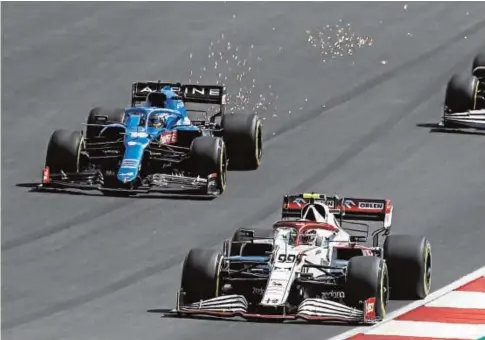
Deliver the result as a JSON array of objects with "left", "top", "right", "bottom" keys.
[{"left": 278, "top": 254, "right": 296, "bottom": 263}]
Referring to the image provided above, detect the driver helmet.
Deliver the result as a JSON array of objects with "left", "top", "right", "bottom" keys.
[
  {"left": 148, "top": 113, "right": 167, "bottom": 128},
  {"left": 300, "top": 229, "right": 317, "bottom": 245},
  {"left": 278, "top": 228, "right": 297, "bottom": 246}
]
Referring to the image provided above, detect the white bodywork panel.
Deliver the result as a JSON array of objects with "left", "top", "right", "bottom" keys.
[
  {"left": 442, "top": 109, "right": 485, "bottom": 129},
  {"left": 260, "top": 204, "right": 365, "bottom": 307}
]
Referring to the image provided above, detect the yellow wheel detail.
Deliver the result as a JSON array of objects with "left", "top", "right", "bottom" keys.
[
  {"left": 219, "top": 142, "right": 227, "bottom": 192},
  {"left": 422, "top": 242, "right": 432, "bottom": 297},
  {"left": 380, "top": 263, "right": 389, "bottom": 318},
  {"left": 254, "top": 119, "right": 262, "bottom": 166},
  {"left": 214, "top": 255, "right": 224, "bottom": 297},
  {"left": 473, "top": 80, "right": 479, "bottom": 110},
  {"left": 76, "top": 136, "right": 84, "bottom": 172}
]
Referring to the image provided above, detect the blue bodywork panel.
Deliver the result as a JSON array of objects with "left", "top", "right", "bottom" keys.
[
  {"left": 99, "top": 86, "right": 204, "bottom": 183},
  {"left": 226, "top": 256, "right": 270, "bottom": 263}
]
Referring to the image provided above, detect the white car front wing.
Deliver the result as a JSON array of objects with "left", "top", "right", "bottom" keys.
[{"left": 171, "top": 292, "right": 378, "bottom": 324}]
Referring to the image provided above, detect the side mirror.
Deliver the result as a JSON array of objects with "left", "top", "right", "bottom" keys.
[
  {"left": 237, "top": 229, "right": 255, "bottom": 240},
  {"left": 350, "top": 235, "right": 367, "bottom": 243}
]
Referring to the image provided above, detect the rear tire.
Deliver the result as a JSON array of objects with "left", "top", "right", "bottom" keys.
[
  {"left": 345, "top": 256, "right": 389, "bottom": 319},
  {"left": 86, "top": 107, "right": 125, "bottom": 139},
  {"left": 180, "top": 248, "right": 222, "bottom": 304},
  {"left": 222, "top": 113, "right": 262, "bottom": 170},
  {"left": 45, "top": 129, "right": 84, "bottom": 173},
  {"left": 190, "top": 136, "right": 227, "bottom": 193},
  {"left": 384, "top": 234, "right": 432, "bottom": 300},
  {"left": 472, "top": 51, "right": 485, "bottom": 76},
  {"left": 444, "top": 73, "right": 479, "bottom": 113}
]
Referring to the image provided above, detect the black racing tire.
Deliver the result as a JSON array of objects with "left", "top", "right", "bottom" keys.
[
  {"left": 180, "top": 248, "right": 222, "bottom": 304},
  {"left": 230, "top": 227, "right": 274, "bottom": 256},
  {"left": 472, "top": 51, "right": 485, "bottom": 76},
  {"left": 45, "top": 129, "right": 84, "bottom": 173},
  {"left": 444, "top": 73, "right": 479, "bottom": 113},
  {"left": 222, "top": 112, "right": 262, "bottom": 171},
  {"left": 190, "top": 136, "right": 227, "bottom": 193},
  {"left": 384, "top": 234, "right": 432, "bottom": 300},
  {"left": 344, "top": 256, "right": 389, "bottom": 319},
  {"left": 86, "top": 107, "right": 125, "bottom": 139}
]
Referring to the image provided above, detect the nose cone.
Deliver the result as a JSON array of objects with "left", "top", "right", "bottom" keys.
[
  {"left": 117, "top": 145, "right": 144, "bottom": 184},
  {"left": 117, "top": 167, "right": 138, "bottom": 183}
]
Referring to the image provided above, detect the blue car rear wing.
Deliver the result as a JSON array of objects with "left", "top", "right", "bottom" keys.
[{"left": 131, "top": 81, "right": 226, "bottom": 106}]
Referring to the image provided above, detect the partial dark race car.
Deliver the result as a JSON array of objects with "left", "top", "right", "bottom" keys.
[
  {"left": 166, "top": 193, "right": 432, "bottom": 324},
  {"left": 440, "top": 50, "right": 485, "bottom": 130},
  {"left": 38, "top": 81, "right": 263, "bottom": 197}
]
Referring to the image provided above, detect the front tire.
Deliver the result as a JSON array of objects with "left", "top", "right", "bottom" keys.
[
  {"left": 180, "top": 248, "right": 222, "bottom": 304},
  {"left": 345, "top": 256, "right": 389, "bottom": 319},
  {"left": 190, "top": 136, "right": 227, "bottom": 193},
  {"left": 445, "top": 73, "right": 479, "bottom": 113},
  {"left": 45, "top": 129, "right": 84, "bottom": 173},
  {"left": 384, "top": 234, "right": 432, "bottom": 300}
]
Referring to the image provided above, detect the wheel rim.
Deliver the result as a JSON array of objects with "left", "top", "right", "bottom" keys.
[
  {"left": 423, "top": 243, "right": 432, "bottom": 296},
  {"left": 76, "top": 136, "right": 85, "bottom": 172},
  {"left": 219, "top": 144, "right": 227, "bottom": 191},
  {"left": 380, "top": 264, "right": 390, "bottom": 316},
  {"left": 473, "top": 78, "right": 479, "bottom": 110},
  {"left": 255, "top": 120, "right": 262, "bottom": 164},
  {"left": 214, "top": 255, "right": 224, "bottom": 297}
]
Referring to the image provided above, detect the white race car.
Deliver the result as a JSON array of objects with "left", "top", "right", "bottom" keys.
[
  {"left": 170, "top": 193, "right": 432, "bottom": 324},
  {"left": 440, "top": 50, "right": 485, "bottom": 130}
]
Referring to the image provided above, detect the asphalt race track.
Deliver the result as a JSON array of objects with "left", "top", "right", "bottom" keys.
[{"left": 2, "top": 2, "right": 485, "bottom": 340}]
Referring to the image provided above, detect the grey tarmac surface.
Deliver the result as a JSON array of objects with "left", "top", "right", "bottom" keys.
[{"left": 2, "top": 2, "right": 485, "bottom": 340}]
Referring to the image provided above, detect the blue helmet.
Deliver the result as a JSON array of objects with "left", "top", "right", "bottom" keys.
[{"left": 148, "top": 112, "right": 168, "bottom": 128}]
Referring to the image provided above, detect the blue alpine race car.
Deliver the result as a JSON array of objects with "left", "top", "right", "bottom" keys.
[{"left": 39, "top": 81, "right": 263, "bottom": 196}]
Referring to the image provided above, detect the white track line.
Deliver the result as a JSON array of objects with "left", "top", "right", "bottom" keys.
[
  {"left": 365, "top": 320, "right": 485, "bottom": 339},
  {"left": 327, "top": 265, "right": 485, "bottom": 340},
  {"left": 426, "top": 290, "right": 485, "bottom": 309}
]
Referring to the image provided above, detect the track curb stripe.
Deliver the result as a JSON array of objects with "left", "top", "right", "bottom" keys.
[
  {"left": 346, "top": 335, "right": 471, "bottom": 340},
  {"left": 396, "top": 306, "right": 485, "bottom": 324},
  {"left": 330, "top": 266, "right": 485, "bottom": 340},
  {"left": 457, "top": 277, "right": 485, "bottom": 292}
]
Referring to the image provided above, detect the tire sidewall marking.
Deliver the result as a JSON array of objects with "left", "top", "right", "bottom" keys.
[
  {"left": 254, "top": 119, "right": 262, "bottom": 165},
  {"left": 423, "top": 241, "right": 432, "bottom": 296}
]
